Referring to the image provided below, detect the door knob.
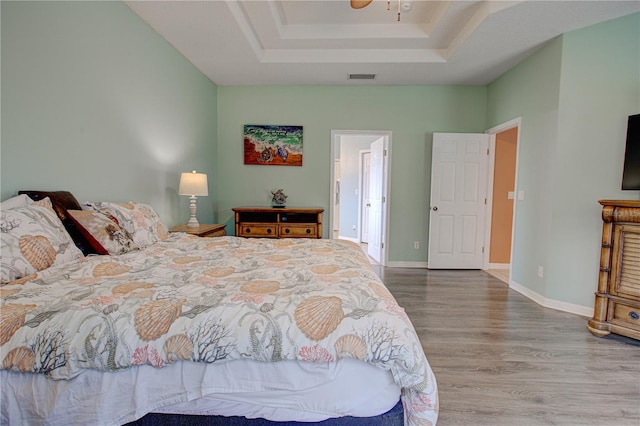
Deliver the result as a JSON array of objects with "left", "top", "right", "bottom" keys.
[{"left": 432, "top": 206, "right": 438, "bottom": 211}]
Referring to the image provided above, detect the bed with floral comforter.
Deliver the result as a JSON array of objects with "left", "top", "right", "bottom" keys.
[{"left": 1, "top": 234, "right": 438, "bottom": 425}]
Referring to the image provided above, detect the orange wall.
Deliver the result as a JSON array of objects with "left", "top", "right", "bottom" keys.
[{"left": 490, "top": 127, "right": 517, "bottom": 264}]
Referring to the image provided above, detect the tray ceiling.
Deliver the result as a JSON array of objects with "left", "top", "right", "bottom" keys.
[{"left": 125, "top": 0, "right": 640, "bottom": 85}]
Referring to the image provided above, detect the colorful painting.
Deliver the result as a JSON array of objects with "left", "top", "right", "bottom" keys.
[{"left": 244, "top": 125, "right": 303, "bottom": 166}]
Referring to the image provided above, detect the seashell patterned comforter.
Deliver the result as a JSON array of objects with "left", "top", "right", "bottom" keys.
[{"left": 0, "top": 235, "right": 438, "bottom": 425}]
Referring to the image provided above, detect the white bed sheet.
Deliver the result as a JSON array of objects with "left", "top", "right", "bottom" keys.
[{"left": 1, "top": 358, "right": 401, "bottom": 426}]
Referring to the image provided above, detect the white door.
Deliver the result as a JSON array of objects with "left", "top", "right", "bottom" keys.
[
  {"left": 360, "top": 151, "right": 371, "bottom": 243},
  {"left": 333, "top": 159, "right": 340, "bottom": 239},
  {"left": 368, "top": 138, "right": 384, "bottom": 263},
  {"left": 428, "top": 133, "right": 488, "bottom": 269}
]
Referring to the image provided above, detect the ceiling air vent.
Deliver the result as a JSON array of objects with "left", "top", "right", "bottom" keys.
[{"left": 348, "top": 73, "right": 376, "bottom": 80}]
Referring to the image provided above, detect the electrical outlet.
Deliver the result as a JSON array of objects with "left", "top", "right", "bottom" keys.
[
  {"left": 537, "top": 266, "right": 544, "bottom": 278},
  {"left": 414, "top": 241, "right": 419, "bottom": 249}
]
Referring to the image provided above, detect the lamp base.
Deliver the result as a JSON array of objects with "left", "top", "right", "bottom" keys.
[{"left": 186, "top": 195, "right": 199, "bottom": 228}]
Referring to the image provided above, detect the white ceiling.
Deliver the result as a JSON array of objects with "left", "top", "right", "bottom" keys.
[{"left": 125, "top": 0, "right": 640, "bottom": 86}]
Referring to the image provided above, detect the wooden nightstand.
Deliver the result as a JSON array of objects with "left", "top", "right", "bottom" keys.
[{"left": 169, "top": 224, "right": 227, "bottom": 238}]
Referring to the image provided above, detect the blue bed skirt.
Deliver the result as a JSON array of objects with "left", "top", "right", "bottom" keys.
[{"left": 125, "top": 399, "right": 404, "bottom": 426}]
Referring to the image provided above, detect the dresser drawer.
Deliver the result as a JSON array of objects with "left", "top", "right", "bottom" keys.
[
  {"left": 280, "top": 224, "right": 317, "bottom": 238},
  {"left": 608, "top": 299, "right": 640, "bottom": 332},
  {"left": 239, "top": 223, "right": 277, "bottom": 238}
]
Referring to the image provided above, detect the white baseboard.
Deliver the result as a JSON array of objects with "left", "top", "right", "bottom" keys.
[
  {"left": 488, "top": 263, "right": 510, "bottom": 270},
  {"left": 386, "top": 261, "right": 429, "bottom": 268},
  {"left": 509, "top": 280, "right": 592, "bottom": 318}
]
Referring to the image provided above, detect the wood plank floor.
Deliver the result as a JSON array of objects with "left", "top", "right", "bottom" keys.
[{"left": 375, "top": 267, "right": 640, "bottom": 426}]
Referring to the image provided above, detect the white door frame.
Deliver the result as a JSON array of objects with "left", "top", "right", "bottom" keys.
[
  {"left": 330, "top": 130, "right": 392, "bottom": 266},
  {"left": 483, "top": 117, "right": 522, "bottom": 277}
]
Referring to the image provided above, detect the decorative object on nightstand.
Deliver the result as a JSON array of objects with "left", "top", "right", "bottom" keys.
[
  {"left": 271, "top": 189, "right": 287, "bottom": 208},
  {"left": 178, "top": 170, "right": 208, "bottom": 228},
  {"left": 169, "top": 223, "right": 226, "bottom": 238}
]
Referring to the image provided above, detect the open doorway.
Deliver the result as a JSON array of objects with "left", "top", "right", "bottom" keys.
[
  {"left": 330, "top": 130, "right": 391, "bottom": 266},
  {"left": 484, "top": 119, "right": 520, "bottom": 284}
]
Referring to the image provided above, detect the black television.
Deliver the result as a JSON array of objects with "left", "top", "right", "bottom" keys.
[{"left": 622, "top": 113, "right": 640, "bottom": 190}]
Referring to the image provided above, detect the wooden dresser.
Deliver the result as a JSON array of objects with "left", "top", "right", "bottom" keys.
[
  {"left": 588, "top": 200, "right": 640, "bottom": 340},
  {"left": 233, "top": 207, "right": 323, "bottom": 239}
]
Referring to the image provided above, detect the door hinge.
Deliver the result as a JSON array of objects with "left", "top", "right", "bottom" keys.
[
  {"left": 381, "top": 242, "right": 384, "bottom": 249},
  {"left": 484, "top": 198, "right": 487, "bottom": 205},
  {"left": 382, "top": 196, "right": 386, "bottom": 203},
  {"left": 384, "top": 150, "right": 387, "bottom": 156},
  {"left": 487, "top": 148, "right": 489, "bottom": 155},
  {"left": 482, "top": 246, "right": 485, "bottom": 253}
]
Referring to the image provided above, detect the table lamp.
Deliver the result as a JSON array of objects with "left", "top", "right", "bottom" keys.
[{"left": 179, "top": 170, "right": 208, "bottom": 228}]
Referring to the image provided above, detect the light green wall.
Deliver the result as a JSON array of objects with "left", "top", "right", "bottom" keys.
[
  {"left": 217, "top": 86, "right": 487, "bottom": 261},
  {"left": 549, "top": 13, "right": 640, "bottom": 306},
  {"left": 1, "top": 1, "right": 218, "bottom": 226},
  {"left": 486, "top": 37, "right": 564, "bottom": 296},
  {"left": 487, "top": 13, "right": 640, "bottom": 308}
]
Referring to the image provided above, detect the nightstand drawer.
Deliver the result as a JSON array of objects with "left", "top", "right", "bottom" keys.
[
  {"left": 239, "top": 223, "right": 278, "bottom": 238},
  {"left": 280, "top": 224, "right": 317, "bottom": 238},
  {"left": 609, "top": 299, "right": 640, "bottom": 332}
]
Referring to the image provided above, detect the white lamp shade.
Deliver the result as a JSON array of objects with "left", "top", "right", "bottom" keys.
[{"left": 179, "top": 171, "right": 208, "bottom": 196}]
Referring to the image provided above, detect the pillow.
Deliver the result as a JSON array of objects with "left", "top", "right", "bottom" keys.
[
  {"left": 19, "top": 190, "right": 98, "bottom": 256},
  {"left": 19, "top": 190, "right": 82, "bottom": 222},
  {"left": 99, "top": 202, "right": 168, "bottom": 248},
  {"left": 0, "top": 194, "right": 33, "bottom": 210},
  {"left": 1, "top": 198, "right": 84, "bottom": 284},
  {"left": 67, "top": 210, "right": 139, "bottom": 255}
]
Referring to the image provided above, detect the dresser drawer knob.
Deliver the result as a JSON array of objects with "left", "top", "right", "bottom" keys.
[
  {"left": 246, "top": 228, "right": 251, "bottom": 233},
  {"left": 306, "top": 229, "right": 311, "bottom": 234},
  {"left": 267, "top": 228, "right": 272, "bottom": 234},
  {"left": 630, "top": 311, "right": 639, "bottom": 321},
  {"left": 285, "top": 228, "right": 290, "bottom": 234}
]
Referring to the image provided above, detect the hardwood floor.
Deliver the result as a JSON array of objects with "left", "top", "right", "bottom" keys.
[
  {"left": 377, "top": 267, "right": 640, "bottom": 426},
  {"left": 486, "top": 268, "right": 509, "bottom": 284}
]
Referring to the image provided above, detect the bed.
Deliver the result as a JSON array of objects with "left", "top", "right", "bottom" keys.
[{"left": 0, "top": 192, "right": 438, "bottom": 426}]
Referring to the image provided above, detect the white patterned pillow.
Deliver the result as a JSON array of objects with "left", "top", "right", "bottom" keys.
[
  {"left": 1, "top": 198, "right": 84, "bottom": 284},
  {"left": 0, "top": 194, "right": 33, "bottom": 210},
  {"left": 99, "top": 202, "right": 168, "bottom": 248},
  {"left": 67, "top": 209, "right": 139, "bottom": 255}
]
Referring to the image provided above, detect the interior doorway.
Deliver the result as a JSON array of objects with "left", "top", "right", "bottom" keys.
[
  {"left": 484, "top": 119, "right": 520, "bottom": 283},
  {"left": 330, "top": 130, "right": 391, "bottom": 266}
]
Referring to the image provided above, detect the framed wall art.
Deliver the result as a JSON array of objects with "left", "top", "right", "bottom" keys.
[{"left": 244, "top": 125, "right": 303, "bottom": 166}]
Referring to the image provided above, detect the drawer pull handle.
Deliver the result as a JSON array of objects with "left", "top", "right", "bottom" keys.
[
  {"left": 246, "top": 228, "right": 251, "bottom": 233},
  {"left": 629, "top": 311, "right": 639, "bottom": 321},
  {"left": 285, "top": 229, "right": 290, "bottom": 234},
  {"left": 267, "top": 229, "right": 272, "bottom": 234},
  {"left": 306, "top": 229, "right": 311, "bottom": 234}
]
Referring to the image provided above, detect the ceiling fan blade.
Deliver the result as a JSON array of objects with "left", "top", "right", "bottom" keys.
[{"left": 351, "top": 0, "right": 373, "bottom": 9}]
